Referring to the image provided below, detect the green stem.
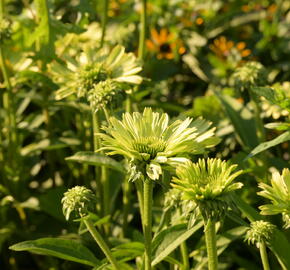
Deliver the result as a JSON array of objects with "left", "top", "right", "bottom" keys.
[
  {"left": 178, "top": 207, "right": 189, "bottom": 270},
  {"left": 84, "top": 219, "right": 119, "bottom": 270},
  {"left": 180, "top": 241, "right": 189, "bottom": 270},
  {"left": 103, "top": 106, "right": 110, "bottom": 123},
  {"left": 122, "top": 179, "right": 131, "bottom": 237},
  {"left": 204, "top": 218, "right": 218, "bottom": 270},
  {"left": 100, "top": 0, "right": 108, "bottom": 48},
  {"left": 138, "top": 0, "right": 147, "bottom": 60},
  {"left": 259, "top": 241, "right": 270, "bottom": 270},
  {"left": 135, "top": 180, "right": 144, "bottom": 226},
  {"left": 143, "top": 180, "right": 153, "bottom": 270},
  {"left": 92, "top": 110, "right": 103, "bottom": 212},
  {"left": 0, "top": 2, "right": 19, "bottom": 189}
]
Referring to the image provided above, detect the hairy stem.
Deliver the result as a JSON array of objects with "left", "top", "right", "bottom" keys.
[
  {"left": 204, "top": 218, "right": 218, "bottom": 270},
  {"left": 259, "top": 241, "right": 270, "bottom": 270},
  {"left": 84, "top": 219, "right": 119, "bottom": 270},
  {"left": 143, "top": 180, "right": 153, "bottom": 270}
]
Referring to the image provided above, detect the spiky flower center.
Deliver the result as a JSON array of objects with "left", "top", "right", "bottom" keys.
[
  {"left": 76, "top": 64, "right": 107, "bottom": 96},
  {"left": 132, "top": 136, "right": 167, "bottom": 159}
]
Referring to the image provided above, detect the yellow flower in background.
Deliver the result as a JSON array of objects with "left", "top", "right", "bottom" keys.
[
  {"left": 209, "top": 36, "right": 251, "bottom": 61},
  {"left": 146, "top": 29, "right": 186, "bottom": 60}
]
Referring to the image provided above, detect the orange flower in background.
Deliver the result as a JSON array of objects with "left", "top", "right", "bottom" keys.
[
  {"left": 146, "top": 29, "right": 186, "bottom": 60},
  {"left": 209, "top": 36, "right": 251, "bottom": 61},
  {"left": 109, "top": 0, "right": 128, "bottom": 17}
]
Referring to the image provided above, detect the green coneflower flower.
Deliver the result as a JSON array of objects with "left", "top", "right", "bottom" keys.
[
  {"left": 61, "top": 186, "right": 97, "bottom": 220},
  {"left": 258, "top": 168, "right": 290, "bottom": 229},
  {"left": 52, "top": 45, "right": 142, "bottom": 109},
  {"left": 171, "top": 158, "right": 243, "bottom": 220},
  {"left": 99, "top": 108, "right": 220, "bottom": 181}
]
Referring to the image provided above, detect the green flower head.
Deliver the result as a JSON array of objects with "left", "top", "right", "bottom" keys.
[
  {"left": 99, "top": 108, "right": 220, "bottom": 182},
  {"left": 232, "top": 61, "right": 267, "bottom": 91},
  {"left": 0, "top": 18, "right": 12, "bottom": 42},
  {"left": 171, "top": 158, "right": 243, "bottom": 220},
  {"left": 61, "top": 186, "right": 97, "bottom": 220},
  {"left": 53, "top": 45, "right": 142, "bottom": 109},
  {"left": 245, "top": 220, "right": 276, "bottom": 248},
  {"left": 258, "top": 168, "right": 290, "bottom": 229}
]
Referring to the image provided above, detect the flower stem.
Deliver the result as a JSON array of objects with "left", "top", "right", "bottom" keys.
[
  {"left": 143, "top": 180, "right": 153, "bottom": 270},
  {"left": 84, "top": 219, "right": 119, "bottom": 270},
  {"left": 204, "top": 218, "right": 218, "bottom": 270},
  {"left": 92, "top": 110, "right": 103, "bottom": 212},
  {"left": 138, "top": 0, "right": 147, "bottom": 60},
  {"left": 100, "top": 0, "right": 108, "bottom": 48},
  {"left": 180, "top": 241, "right": 189, "bottom": 270},
  {"left": 122, "top": 179, "right": 131, "bottom": 237},
  {"left": 259, "top": 241, "right": 270, "bottom": 270},
  {"left": 0, "top": 0, "right": 20, "bottom": 190}
]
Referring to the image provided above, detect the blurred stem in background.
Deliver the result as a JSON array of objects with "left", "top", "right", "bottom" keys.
[
  {"left": 138, "top": 0, "right": 147, "bottom": 60},
  {"left": 90, "top": 0, "right": 110, "bottom": 224},
  {"left": 100, "top": 0, "right": 108, "bottom": 48},
  {"left": 0, "top": 0, "right": 20, "bottom": 193}
]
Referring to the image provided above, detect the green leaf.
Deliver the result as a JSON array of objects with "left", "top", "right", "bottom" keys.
[
  {"left": 246, "top": 131, "right": 290, "bottom": 159},
  {"left": 65, "top": 151, "right": 125, "bottom": 173},
  {"left": 21, "top": 138, "right": 80, "bottom": 156},
  {"left": 112, "top": 242, "right": 144, "bottom": 262},
  {"left": 152, "top": 221, "right": 203, "bottom": 266},
  {"left": 232, "top": 193, "right": 262, "bottom": 222},
  {"left": 216, "top": 93, "right": 259, "bottom": 150},
  {"left": 264, "top": 122, "right": 290, "bottom": 131},
  {"left": 9, "top": 238, "right": 100, "bottom": 267},
  {"left": 269, "top": 230, "right": 290, "bottom": 270}
]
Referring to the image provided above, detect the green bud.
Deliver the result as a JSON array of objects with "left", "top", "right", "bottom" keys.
[
  {"left": 245, "top": 220, "right": 276, "bottom": 248},
  {"left": 0, "top": 18, "right": 12, "bottom": 43},
  {"left": 87, "top": 79, "right": 124, "bottom": 111},
  {"left": 61, "top": 186, "right": 97, "bottom": 220},
  {"left": 232, "top": 61, "right": 267, "bottom": 91}
]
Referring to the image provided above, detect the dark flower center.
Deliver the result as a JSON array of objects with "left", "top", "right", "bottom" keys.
[{"left": 160, "top": 43, "right": 171, "bottom": 53}]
